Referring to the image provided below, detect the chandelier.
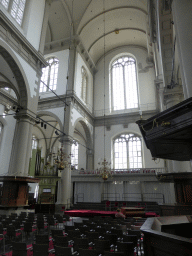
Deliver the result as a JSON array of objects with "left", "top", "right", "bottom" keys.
[
  {"left": 98, "top": 158, "right": 112, "bottom": 181},
  {"left": 53, "top": 146, "right": 71, "bottom": 170}
]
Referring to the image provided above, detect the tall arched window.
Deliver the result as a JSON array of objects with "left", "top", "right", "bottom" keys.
[
  {"left": 111, "top": 56, "right": 138, "bottom": 111},
  {"left": 1, "top": 0, "right": 26, "bottom": 25},
  {"left": 40, "top": 57, "right": 59, "bottom": 93},
  {"left": 71, "top": 141, "right": 79, "bottom": 169},
  {"left": 32, "top": 135, "right": 38, "bottom": 150},
  {"left": 114, "top": 134, "right": 142, "bottom": 169},
  {"left": 81, "top": 66, "right": 88, "bottom": 103}
]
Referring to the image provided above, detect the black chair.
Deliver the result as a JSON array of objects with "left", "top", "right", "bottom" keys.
[
  {"left": 33, "top": 243, "right": 49, "bottom": 256},
  {"left": 104, "top": 252, "right": 124, "bottom": 256},
  {"left": 51, "top": 229, "right": 64, "bottom": 238},
  {"left": 94, "top": 239, "right": 110, "bottom": 254},
  {"left": 104, "top": 233, "right": 118, "bottom": 245},
  {"left": 73, "top": 237, "right": 89, "bottom": 251},
  {"left": 122, "top": 235, "right": 138, "bottom": 247},
  {"left": 35, "top": 234, "right": 49, "bottom": 245},
  {"left": 12, "top": 242, "right": 31, "bottom": 256},
  {"left": 54, "top": 235, "right": 69, "bottom": 247},
  {"left": 78, "top": 248, "right": 97, "bottom": 256},
  {"left": 116, "top": 241, "right": 134, "bottom": 256},
  {"left": 54, "top": 245, "right": 73, "bottom": 256}
]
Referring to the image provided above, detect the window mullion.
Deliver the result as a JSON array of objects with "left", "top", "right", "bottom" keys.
[
  {"left": 123, "top": 64, "right": 127, "bottom": 109},
  {"left": 8, "top": 0, "right": 13, "bottom": 12},
  {"left": 126, "top": 140, "right": 129, "bottom": 169},
  {"left": 46, "top": 65, "right": 51, "bottom": 92}
]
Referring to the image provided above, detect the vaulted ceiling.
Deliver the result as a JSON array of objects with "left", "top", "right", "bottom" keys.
[{"left": 46, "top": 0, "right": 150, "bottom": 65}]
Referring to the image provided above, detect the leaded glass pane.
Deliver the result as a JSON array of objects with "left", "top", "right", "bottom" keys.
[
  {"left": 0, "top": 0, "right": 10, "bottom": 9},
  {"left": 114, "top": 134, "right": 142, "bottom": 170},
  {"left": 111, "top": 56, "right": 138, "bottom": 111},
  {"left": 11, "top": 0, "right": 26, "bottom": 25},
  {"left": 40, "top": 57, "right": 59, "bottom": 93},
  {"left": 71, "top": 142, "right": 78, "bottom": 169}
]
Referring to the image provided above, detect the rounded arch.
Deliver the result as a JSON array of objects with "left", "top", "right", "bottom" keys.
[
  {"left": 112, "top": 130, "right": 142, "bottom": 141},
  {"left": 112, "top": 132, "right": 143, "bottom": 169},
  {"left": 73, "top": 117, "right": 93, "bottom": 150},
  {"left": 0, "top": 39, "right": 30, "bottom": 109},
  {"left": 36, "top": 110, "right": 63, "bottom": 131},
  {"left": 109, "top": 52, "right": 137, "bottom": 71},
  {"left": 109, "top": 53, "right": 139, "bottom": 111}
]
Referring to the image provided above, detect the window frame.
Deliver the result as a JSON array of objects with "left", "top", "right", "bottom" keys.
[
  {"left": 110, "top": 55, "right": 139, "bottom": 111},
  {"left": 32, "top": 135, "right": 38, "bottom": 150},
  {"left": 71, "top": 140, "right": 79, "bottom": 170},
  {"left": 113, "top": 133, "right": 143, "bottom": 170},
  {"left": 40, "top": 57, "right": 59, "bottom": 93},
  {"left": 0, "top": 0, "right": 26, "bottom": 26}
]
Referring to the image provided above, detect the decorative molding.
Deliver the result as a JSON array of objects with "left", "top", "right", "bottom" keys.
[
  {"left": 38, "top": 92, "right": 94, "bottom": 125},
  {"left": 94, "top": 110, "right": 158, "bottom": 127},
  {"left": 44, "top": 35, "right": 97, "bottom": 73},
  {"left": 0, "top": 10, "right": 47, "bottom": 72}
]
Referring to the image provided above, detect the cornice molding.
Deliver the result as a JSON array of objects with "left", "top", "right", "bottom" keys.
[
  {"left": 94, "top": 110, "right": 158, "bottom": 127},
  {"left": 0, "top": 10, "right": 47, "bottom": 72}
]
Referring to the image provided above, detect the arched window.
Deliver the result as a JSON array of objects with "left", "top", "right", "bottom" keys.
[
  {"left": 71, "top": 141, "right": 79, "bottom": 169},
  {"left": 81, "top": 66, "right": 88, "bottom": 103},
  {"left": 114, "top": 134, "right": 142, "bottom": 169},
  {"left": 1, "top": 0, "right": 26, "bottom": 25},
  {"left": 32, "top": 135, "right": 38, "bottom": 150},
  {"left": 40, "top": 57, "right": 59, "bottom": 93},
  {"left": 111, "top": 55, "right": 138, "bottom": 111}
]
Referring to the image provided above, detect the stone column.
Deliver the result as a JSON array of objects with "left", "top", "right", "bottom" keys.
[
  {"left": 8, "top": 112, "right": 35, "bottom": 176},
  {"left": 56, "top": 136, "right": 73, "bottom": 207},
  {"left": 87, "top": 149, "right": 94, "bottom": 170},
  {"left": 172, "top": 0, "right": 192, "bottom": 99},
  {"left": 56, "top": 44, "right": 77, "bottom": 206}
]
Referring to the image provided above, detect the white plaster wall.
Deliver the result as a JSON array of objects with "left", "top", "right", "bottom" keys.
[
  {"left": 74, "top": 53, "right": 94, "bottom": 110},
  {"left": 94, "top": 123, "right": 164, "bottom": 170},
  {"left": 94, "top": 46, "right": 156, "bottom": 116},
  {"left": 40, "top": 49, "right": 69, "bottom": 99},
  {"left": 0, "top": 107, "right": 16, "bottom": 175},
  {"left": 24, "top": 0, "right": 45, "bottom": 50}
]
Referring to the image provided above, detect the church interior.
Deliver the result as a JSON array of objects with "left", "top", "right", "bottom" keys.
[{"left": 0, "top": 0, "right": 192, "bottom": 255}]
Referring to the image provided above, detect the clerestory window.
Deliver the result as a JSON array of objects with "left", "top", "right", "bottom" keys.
[
  {"left": 114, "top": 133, "right": 142, "bottom": 169},
  {"left": 0, "top": 0, "right": 26, "bottom": 25},
  {"left": 71, "top": 141, "right": 79, "bottom": 169},
  {"left": 81, "top": 66, "right": 88, "bottom": 103},
  {"left": 111, "top": 55, "right": 138, "bottom": 111},
  {"left": 32, "top": 135, "right": 38, "bottom": 150},
  {"left": 40, "top": 57, "right": 59, "bottom": 93}
]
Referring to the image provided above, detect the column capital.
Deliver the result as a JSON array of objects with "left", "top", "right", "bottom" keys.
[{"left": 14, "top": 111, "right": 36, "bottom": 124}]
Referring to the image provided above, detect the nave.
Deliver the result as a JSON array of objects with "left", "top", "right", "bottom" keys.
[{"left": 0, "top": 211, "right": 145, "bottom": 256}]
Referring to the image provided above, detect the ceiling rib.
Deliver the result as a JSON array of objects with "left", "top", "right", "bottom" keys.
[
  {"left": 78, "top": 6, "right": 148, "bottom": 35},
  {"left": 88, "top": 28, "right": 147, "bottom": 53}
]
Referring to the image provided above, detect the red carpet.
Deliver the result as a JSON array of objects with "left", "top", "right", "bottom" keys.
[
  {"left": 64, "top": 209, "right": 159, "bottom": 218},
  {"left": 65, "top": 209, "right": 118, "bottom": 217}
]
